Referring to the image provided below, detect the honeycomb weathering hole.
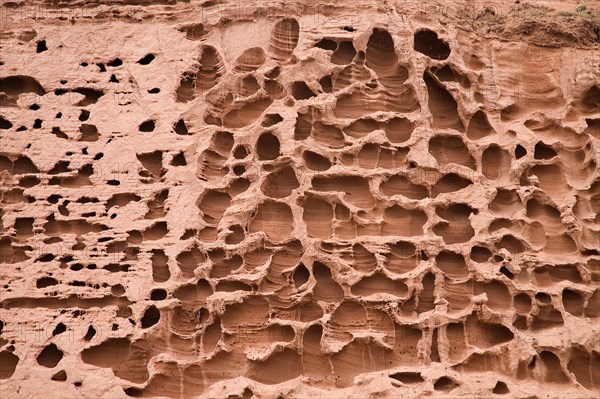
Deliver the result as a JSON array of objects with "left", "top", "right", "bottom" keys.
[
  {"left": 414, "top": 29, "right": 451, "bottom": 60},
  {"left": 1, "top": 2, "right": 599, "bottom": 398}
]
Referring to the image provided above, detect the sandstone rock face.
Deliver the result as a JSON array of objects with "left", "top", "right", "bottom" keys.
[{"left": 1, "top": 1, "right": 599, "bottom": 398}]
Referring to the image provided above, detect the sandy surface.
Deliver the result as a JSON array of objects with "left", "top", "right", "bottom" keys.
[{"left": 1, "top": 0, "right": 599, "bottom": 398}]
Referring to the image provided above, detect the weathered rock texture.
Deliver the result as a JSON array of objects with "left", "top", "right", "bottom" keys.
[{"left": 1, "top": 0, "right": 599, "bottom": 398}]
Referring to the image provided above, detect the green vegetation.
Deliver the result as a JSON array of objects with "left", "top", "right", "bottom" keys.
[
  {"left": 454, "top": 1, "right": 599, "bottom": 44},
  {"left": 557, "top": 3, "right": 599, "bottom": 21}
]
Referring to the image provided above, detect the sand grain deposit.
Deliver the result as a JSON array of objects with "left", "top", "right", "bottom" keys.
[{"left": 0, "top": 0, "right": 599, "bottom": 398}]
